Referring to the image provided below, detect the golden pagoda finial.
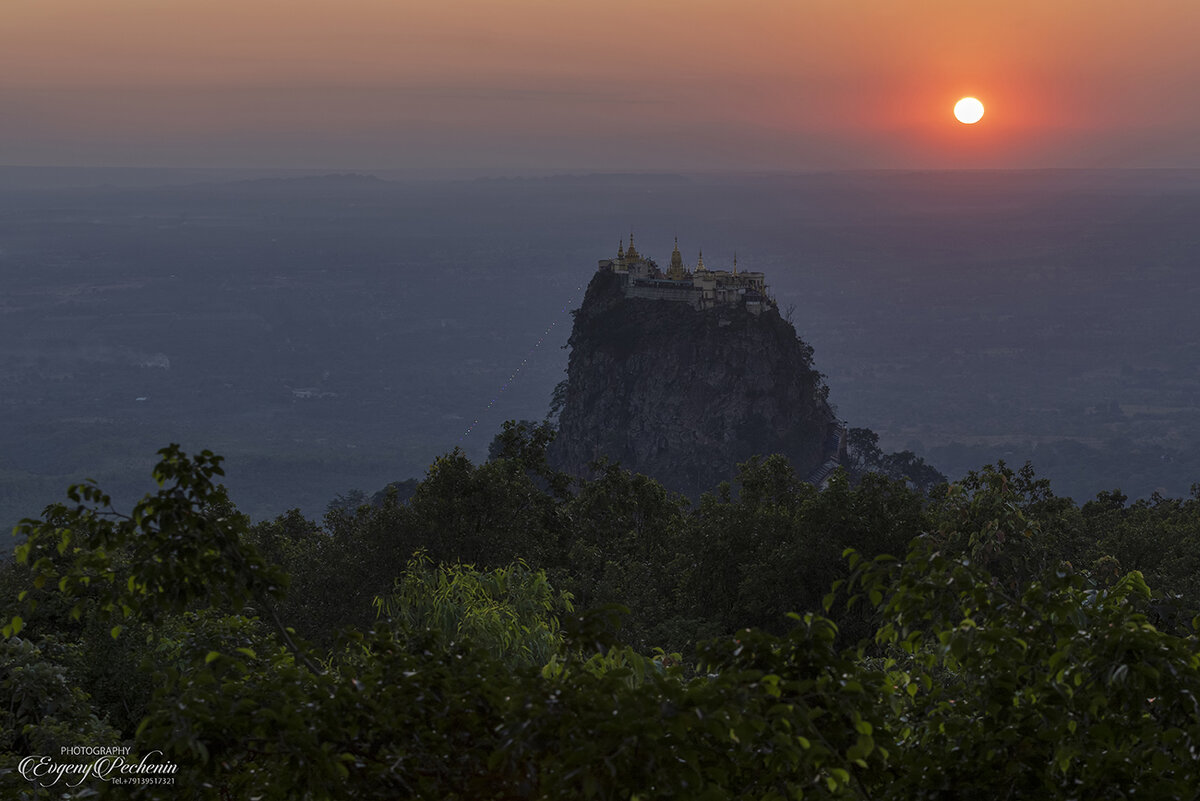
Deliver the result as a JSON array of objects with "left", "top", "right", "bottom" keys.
[
  {"left": 668, "top": 235, "right": 685, "bottom": 279},
  {"left": 696, "top": 249, "right": 705, "bottom": 272},
  {"left": 733, "top": 252, "right": 738, "bottom": 275}
]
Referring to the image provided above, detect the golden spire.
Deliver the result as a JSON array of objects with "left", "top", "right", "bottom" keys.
[
  {"left": 668, "top": 236, "right": 684, "bottom": 279},
  {"left": 733, "top": 252, "right": 738, "bottom": 275},
  {"left": 626, "top": 231, "right": 639, "bottom": 260},
  {"left": 618, "top": 239, "right": 624, "bottom": 259},
  {"left": 696, "top": 249, "right": 705, "bottom": 272}
]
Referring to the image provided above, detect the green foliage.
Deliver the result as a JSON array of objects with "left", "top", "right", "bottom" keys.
[
  {"left": 0, "top": 636, "right": 123, "bottom": 800},
  {"left": 845, "top": 427, "right": 883, "bottom": 474},
  {"left": 9, "top": 444, "right": 287, "bottom": 634},
  {"left": 682, "top": 457, "right": 922, "bottom": 643},
  {"left": 324, "top": 488, "right": 368, "bottom": 517},
  {"left": 548, "top": 378, "right": 569, "bottom": 425},
  {"left": 373, "top": 554, "right": 574, "bottom": 669},
  {"left": 487, "top": 419, "right": 559, "bottom": 476},
  {"left": 9, "top": 440, "right": 1200, "bottom": 798},
  {"left": 838, "top": 537, "right": 1200, "bottom": 798},
  {"left": 407, "top": 447, "right": 562, "bottom": 566},
  {"left": 846, "top": 426, "right": 947, "bottom": 492},
  {"left": 0, "top": 637, "right": 121, "bottom": 756},
  {"left": 249, "top": 507, "right": 364, "bottom": 648},
  {"left": 554, "top": 459, "right": 690, "bottom": 651}
]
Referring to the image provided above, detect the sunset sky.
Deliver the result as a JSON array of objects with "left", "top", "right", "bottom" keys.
[{"left": 4, "top": 0, "right": 1200, "bottom": 172}]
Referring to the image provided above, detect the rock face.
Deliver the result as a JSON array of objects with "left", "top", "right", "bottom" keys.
[{"left": 549, "top": 268, "right": 838, "bottom": 496}]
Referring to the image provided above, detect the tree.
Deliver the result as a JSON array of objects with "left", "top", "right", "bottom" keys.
[
  {"left": 846, "top": 427, "right": 883, "bottom": 474},
  {"left": 840, "top": 539, "right": 1200, "bottom": 798},
  {"left": 845, "top": 427, "right": 947, "bottom": 493},
  {"left": 324, "top": 488, "right": 368, "bottom": 517},
  {"left": 9, "top": 446, "right": 1200, "bottom": 799},
  {"left": 554, "top": 459, "right": 690, "bottom": 651},
  {"left": 681, "top": 457, "right": 922, "bottom": 644},
  {"left": 373, "top": 553, "right": 574, "bottom": 670},
  {"left": 0, "top": 636, "right": 121, "bottom": 759}
]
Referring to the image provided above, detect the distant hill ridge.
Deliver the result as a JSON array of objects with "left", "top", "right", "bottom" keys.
[{"left": 226, "top": 172, "right": 388, "bottom": 189}]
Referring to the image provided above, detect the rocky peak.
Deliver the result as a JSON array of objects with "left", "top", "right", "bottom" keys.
[{"left": 549, "top": 267, "right": 840, "bottom": 497}]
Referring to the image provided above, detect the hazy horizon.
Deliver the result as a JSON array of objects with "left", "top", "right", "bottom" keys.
[
  {"left": 4, "top": 164, "right": 1200, "bottom": 191},
  {"left": 5, "top": 1, "right": 1200, "bottom": 172},
  {"left": 4, "top": 169, "right": 1200, "bottom": 528}
]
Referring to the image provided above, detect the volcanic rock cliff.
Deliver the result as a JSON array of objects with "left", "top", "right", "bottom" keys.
[{"left": 549, "top": 268, "right": 839, "bottom": 496}]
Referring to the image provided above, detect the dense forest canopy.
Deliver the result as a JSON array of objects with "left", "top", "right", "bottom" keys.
[{"left": 4, "top": 426, "right": 1200, "bottom": 798}]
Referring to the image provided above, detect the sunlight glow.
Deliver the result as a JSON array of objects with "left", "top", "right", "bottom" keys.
[{"left": 954, "top": 97, "right": 985, "bottom": 124}]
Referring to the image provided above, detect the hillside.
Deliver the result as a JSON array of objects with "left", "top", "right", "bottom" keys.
[{"left": 550, "top": 265, "right": 838, "bottom": 496}]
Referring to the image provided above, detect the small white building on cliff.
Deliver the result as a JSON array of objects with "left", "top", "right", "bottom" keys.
[{"left": 597, "top": 234, "right": 775, "bottom": 316}]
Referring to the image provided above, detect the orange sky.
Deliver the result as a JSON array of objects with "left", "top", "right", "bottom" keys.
[{"left": 3, "top": 0, "right": 1199, "bottom": 170}]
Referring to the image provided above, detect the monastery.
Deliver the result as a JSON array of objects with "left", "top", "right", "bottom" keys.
[{"left": 597, "top": 234, "right": 775, "bottom": 315}]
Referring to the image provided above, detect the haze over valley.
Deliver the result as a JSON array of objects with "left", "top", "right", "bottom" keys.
[{"left": 2, "top": 167, "right": 1199, "bottom": 531}]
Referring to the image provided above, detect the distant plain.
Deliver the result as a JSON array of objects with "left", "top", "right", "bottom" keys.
[{"left": 2, "top": 169, "right": 1198, "bottom": 533}]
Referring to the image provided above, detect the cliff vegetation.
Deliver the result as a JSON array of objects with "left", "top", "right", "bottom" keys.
[{"left": 550, "top": 269, "right": 837, "bottom": 496}]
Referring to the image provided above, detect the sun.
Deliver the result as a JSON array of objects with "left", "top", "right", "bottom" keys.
[{"left": 954, "top": 97, "right": 985, "bottom": 124}]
